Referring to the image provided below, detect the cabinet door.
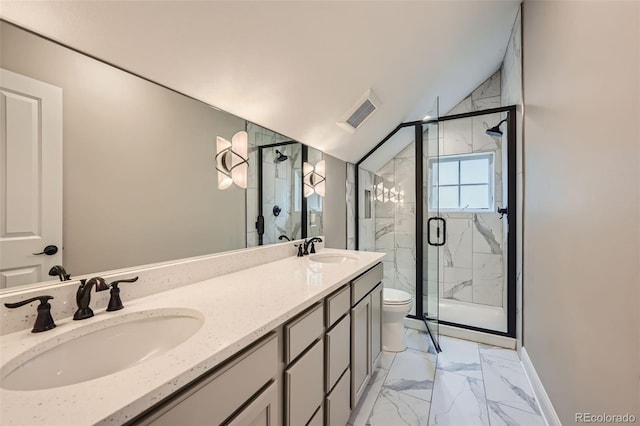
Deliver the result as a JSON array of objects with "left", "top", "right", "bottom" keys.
[
  {"left": 227, "top": 381, "right": 278, "bottom": 426},
  {"left": 325, "top": 369, "right": 351, "bottom": 426},
  {"left": 285, "top": 339, "right": 324, "bottom": 426},
  {"left": 370, "top": 284, "right": 383, "bottom": 370},
  {"left": 307, "top": 405, "right": 323, "bottom": 426},
  {"left": 325, "top": 314, "right": 350, "bottom": 392},
  {"left": 350, "top": 297, "right": 371, "bottom": 407}
]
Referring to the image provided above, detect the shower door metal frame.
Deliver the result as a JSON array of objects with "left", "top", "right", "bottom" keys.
[
  {"left": 257, "top": 141, "right": 304, "bottom": 245},
  {"left": 355, "top": 105, "right": 517, "bottom": 339}
]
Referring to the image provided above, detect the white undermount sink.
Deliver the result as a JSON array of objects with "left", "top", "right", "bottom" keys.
[
  {"left": 1, "top": 308, "right": 203, "bottom": 391},
  {"left": 309, "top": 253, "right": 358, "bottom": 264}
]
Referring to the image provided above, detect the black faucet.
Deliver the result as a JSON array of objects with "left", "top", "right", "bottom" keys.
[
  {"left": 278, "top": 235, "right": 291, "bottom": 241},
  {"left": 303, "top": 237, "right": 323, "bottom": 255},
  {"left": 4, "top": 295, "right": 56, "bottom": 333},
  {"left": 49, "top": 265, "right": 71, "bottom": 281},
  {"left": 73, "top": 277, "right": 109, "bottom": 320},
  {"left": 106, "top": 277, "right": 139, "bottom": 311}
]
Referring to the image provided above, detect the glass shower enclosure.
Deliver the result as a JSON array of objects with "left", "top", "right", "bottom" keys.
[{"left": 356, "top": 105, "right": 516, "bottom": 347}]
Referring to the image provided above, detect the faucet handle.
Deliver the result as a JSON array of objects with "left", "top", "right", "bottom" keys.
[
  {"left": 4, "top": 295, "right": 56, "bottom": 333},
  {"left": 310, "top": 241, "right": 317, "bottom": 254},
  {"left": 48, "top": 265, "right": 71, "bottom": 281},
  {"left": 106, "top": 276, "right": 139, "bottom": 312},
  {"left": 294, "top": 244, "right": 304, "bottom": 257}
]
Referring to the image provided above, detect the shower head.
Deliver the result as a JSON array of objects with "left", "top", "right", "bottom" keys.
[
  {"left": 275, "top": 150, "right": 288, "bottom": 162},
  {"left": 486, "top": 118, "right": 508, "bottom": 137}
]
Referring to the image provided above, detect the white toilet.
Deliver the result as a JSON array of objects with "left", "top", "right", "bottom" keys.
[{"left": 382, "top": 288, "right": 413, "bottom": 352}]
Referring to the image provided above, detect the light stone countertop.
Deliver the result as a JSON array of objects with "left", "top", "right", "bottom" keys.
[{"left": 0, "top": 248, "right": 385, "bottom": 426}]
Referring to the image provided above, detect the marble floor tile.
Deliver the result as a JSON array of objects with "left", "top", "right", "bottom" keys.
[
  {"left": 487, "top": 400, "right": 546, "bottom": 426},
  {"left": 428, "top": 369, "right": 489, "bottom": 426},
  {"left": 478, "top": 344, "right": 520, "bottom": 363},
  {"left": 349, "top": 367, "right": 391, "bottom": 426},
  {"left": 480, "top": 353, "right": 542, "bottom": 417},
  {"left": 405, "top": 329, "right": 437, "bottom": 355},
  {"left": 378, "top": 350, "right": 397, "bottom": 370},
  {"left": 368, "top": 388, "right": 430, "bottom": 426},
  {"left": 384, "top": 348, "right": 437, "bottom": 401},
  {"left": 436, "top": 336, "right": 483, "bottom": 379},
  {"left": 349, "top": 336, "right": 544, "bottom": 426}
]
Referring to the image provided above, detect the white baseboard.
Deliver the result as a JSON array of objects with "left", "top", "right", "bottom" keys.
[
  {"left": 404, "top": 318, "right": 516, "bottom": 349},
  {"left": 521, "top": 347, "right": 562, "bottom": 426}
]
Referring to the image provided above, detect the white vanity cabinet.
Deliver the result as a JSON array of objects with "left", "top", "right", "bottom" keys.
[
  {"left": 350, "top": 263, "right": 383, "bottom": 408},
  {"left": 133, "top": 332, "right": 279, "bottom": 426}
]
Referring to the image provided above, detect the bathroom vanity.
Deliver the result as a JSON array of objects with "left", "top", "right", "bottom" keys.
[{"left": 0, "top": 245, "right": 385, "bottom": 426}]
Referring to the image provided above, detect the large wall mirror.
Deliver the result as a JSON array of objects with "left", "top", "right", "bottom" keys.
[{"left": 0, "top": 20, "right": 326, "bottom": 291}]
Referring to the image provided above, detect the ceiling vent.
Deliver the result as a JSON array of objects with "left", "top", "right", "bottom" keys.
[{"left": 337, "top": 89, "right": 380, "bottom": 134}]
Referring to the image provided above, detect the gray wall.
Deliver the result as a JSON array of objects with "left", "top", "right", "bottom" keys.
[
  {"left": 323, "top": 154, "right": 346, "bottom": 249},
  {"left": 1, "top": 22, "right": 247, "bottom": 276},
  {"left": 522, "top": 1, "right": 639, "bottom": 422}
]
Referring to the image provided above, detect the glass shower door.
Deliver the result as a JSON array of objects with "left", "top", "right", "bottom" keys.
[{"left": 422, "top": 99, "right": 442, "bottom": 351}]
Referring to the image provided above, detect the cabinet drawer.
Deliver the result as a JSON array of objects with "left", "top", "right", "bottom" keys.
[
  {"left": 284, "top": 302, "right": 324, "bottom": 364},
  {"left": 226, "top": 380, "right": 278, "bottom": 426},
  {"left": 351, "top": 263, "right": 383, "bottom": 306},
  {"left": 325, "top": 369, "right": 351, "bottom": 426},
  {"left": 325, "top": 314, "right": 350, "bottom": 392},
  {"left": 325, "top": 284, "right": 350, "bottom": 327},
  {"left": 139, "top": 333, "right": 278, "bottom": 426},
  {"left": 285, "top": 338, "right": 324, "bottom": 426}
]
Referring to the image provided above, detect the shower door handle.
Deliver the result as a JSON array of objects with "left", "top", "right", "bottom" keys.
[
  {"left": 256, "top": 215, "right": 264, "bottom": 235},
  {"left": 427, "top": 217, "right": 446, "bottom": 246}
]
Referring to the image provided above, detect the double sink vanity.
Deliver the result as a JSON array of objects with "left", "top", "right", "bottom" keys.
[{"left": 0, "top": 244, "right": 385, "bottom": 425}]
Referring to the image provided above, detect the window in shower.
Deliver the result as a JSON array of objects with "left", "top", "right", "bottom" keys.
[{"left": 428, "top": 152, "right": 494, "bottom": 211}]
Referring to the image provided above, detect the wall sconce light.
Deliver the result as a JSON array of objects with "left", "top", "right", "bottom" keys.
[
  {"left": 303, "top": 160, "right": 326, "bottom": 197},
  {"left": 375, "top": 181, "right": 404, "bottom": 204},
  {"left": 216, "top": 130, "right": 248, "bottom": 190}
]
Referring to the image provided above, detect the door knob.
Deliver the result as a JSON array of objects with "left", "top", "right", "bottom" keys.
[{"left": 33, "top": 245, "right": 58, "bottom": 256}]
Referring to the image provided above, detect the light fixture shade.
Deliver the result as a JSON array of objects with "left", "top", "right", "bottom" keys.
[
  {"left": 313, "top": 160, "right": 326, "bottom": 197},
  {"left": 303, "top": 185, "right": 315, "bottom": 198},
  {"left": 215, "top": 131, "right": 248, "bottom": 190},
  {"left": 375, "top": 182, "right": 384, "bottom": 202},
  {"left": 314, "top": 160, "right": 326, "bottom": 177},
  {"left": 216, "top": 136, "right": 233, "bottom": 190},
  {"left": 231, "top": 131, "right": 248, "bottom": 189},
  {"left": 303, "top": 161, "right": 314, "bottom": 177},
  {"left": 302, "top": 160, "right": 326, "bottom": 197}
]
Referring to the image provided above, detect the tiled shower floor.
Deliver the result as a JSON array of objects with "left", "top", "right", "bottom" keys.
[{"left": 348, "top": 329, "right": 546, "bottom": 426}]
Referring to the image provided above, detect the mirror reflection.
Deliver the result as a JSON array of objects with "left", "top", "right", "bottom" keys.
[
  {"left": 0, "top": 21, "right": 324, "bottom": 291},
  {"left": 305, "top": 146, "right": 324, "bottom": 239}
]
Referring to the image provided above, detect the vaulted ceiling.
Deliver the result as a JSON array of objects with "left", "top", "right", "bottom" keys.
[{"left": 0, "top": 1, "right": 520, "bottom": 163}]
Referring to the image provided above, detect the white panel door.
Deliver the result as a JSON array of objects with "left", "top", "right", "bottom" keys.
[{"left": 0, "top": 69, "right": 62, "bottom": 289}]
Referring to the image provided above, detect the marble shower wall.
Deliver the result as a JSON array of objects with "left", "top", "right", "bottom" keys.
[
  {"left": 358, "top": 167, "right": 377, "bottom": 252},
  {"left": 246, "top": 123, "right": 299, "bottom": 247},
  {"left": 435, "top": 70, "right": 507, "bottom": 308},
  {"left": 261, "top": 144, "right": 302, "bottom": 245},
  {"left": 374, "top": 142, "right": 417, "bottom": 315}
]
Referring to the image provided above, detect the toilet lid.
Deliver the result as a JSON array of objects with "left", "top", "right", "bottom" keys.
[{"left": 383, "top": 288, "right": 412, "bottom": 304}]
